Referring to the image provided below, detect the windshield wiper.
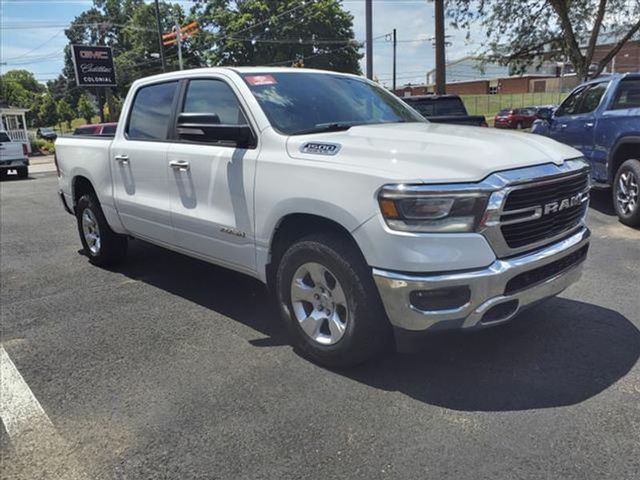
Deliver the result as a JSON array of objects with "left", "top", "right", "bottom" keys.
[{"left": 291, "top": 122, "right": 357, "bottom": 135}]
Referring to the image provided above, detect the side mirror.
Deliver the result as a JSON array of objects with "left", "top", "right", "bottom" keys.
[{"left": 176, "top": 112, "right": 254, "bottom": 147}]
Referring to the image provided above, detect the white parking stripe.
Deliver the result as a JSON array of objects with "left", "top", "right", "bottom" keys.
[{"left": 0, "top": 346, "right": 88, "bottom": 480}]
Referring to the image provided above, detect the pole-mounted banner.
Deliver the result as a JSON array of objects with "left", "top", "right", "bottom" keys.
[{"left": 71, "top": 45, "right": 116, "bottom": 87}]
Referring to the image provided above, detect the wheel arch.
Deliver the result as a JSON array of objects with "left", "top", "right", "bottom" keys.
[
  {"left": 265, "top": 212, "right": 368, "bottom": 291},
  {"left": 609, "top": 136, "right": 640, "bottom": 183},
  {"left": 72, "top": 175, "right": 97, "bottom": 207}
]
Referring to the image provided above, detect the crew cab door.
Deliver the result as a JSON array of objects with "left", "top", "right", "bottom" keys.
[
  {"left": 550, "top": 82, "right": 608, "bottom": 159},
  {"left": 166, "top": 77, "right": 259, "bottom": 274},
  {"left": 111, "top": 80, "right": 179, "bottom": 245}
]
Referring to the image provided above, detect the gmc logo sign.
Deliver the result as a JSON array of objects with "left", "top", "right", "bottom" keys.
[
  {"left": 542, "top": 192, "right": 586, "bottom": 215},
  {"left": 79, "top": 50, "right": 109, "bottom": 60}
]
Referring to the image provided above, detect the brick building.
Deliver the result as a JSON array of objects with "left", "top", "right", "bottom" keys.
[{"left": 395, "top": 39, "right": 640, "bottom": 97}]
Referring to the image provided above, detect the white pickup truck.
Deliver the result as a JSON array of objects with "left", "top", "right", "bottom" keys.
[
  {"left": 0, "top": 130, "right": 29, "bottom": 178},
  {"left": 56, "top": 67, "right": 591, "bottom": 366}
]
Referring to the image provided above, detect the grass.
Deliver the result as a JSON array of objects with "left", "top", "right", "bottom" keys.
[{"left": 460, "top": 92, "right": 568, "bottom": 125}]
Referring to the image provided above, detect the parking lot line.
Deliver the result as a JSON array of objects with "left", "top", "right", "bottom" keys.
[{"left": 1, "top": 346, "right": 88, "bottom": 480}]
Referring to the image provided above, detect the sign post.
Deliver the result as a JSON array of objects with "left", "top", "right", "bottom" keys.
[{"left": 71, "top": 45, "right": 117, "bottom": 122}]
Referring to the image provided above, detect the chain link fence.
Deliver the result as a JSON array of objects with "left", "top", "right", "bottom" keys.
[{"left": 462, "top": 92, "right": 568, "bottom": 124}]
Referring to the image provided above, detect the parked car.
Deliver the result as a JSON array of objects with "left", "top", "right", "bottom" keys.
[
  {"left": 55, "top": 68, "right": 590, "bottom": 366},
  {"left": 532, "top": 73, "right": 640, "bottom": 226},
  {"left": 0, "top": 130, "right": 29, "bottom": 178},
  {"left": 37, "top": 127, "right": 57, "bottom": 141},
  {"left": 73, "top": 122, "right": 118, "bottom": 136},
  {"left": 494, "top": 107, "right": 538, "bottom": 129},
  {"left": 402, "top": 95, "right": 488, "bottom": 127}
]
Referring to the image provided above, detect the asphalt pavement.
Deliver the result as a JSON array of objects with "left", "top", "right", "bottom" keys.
[{"left": 1, "top": 172, "right": 639, "bottom": 479}]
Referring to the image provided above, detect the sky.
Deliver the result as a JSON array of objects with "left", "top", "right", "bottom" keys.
[{"left": 0, "top": 0, "right": 482, "bottom": 88}]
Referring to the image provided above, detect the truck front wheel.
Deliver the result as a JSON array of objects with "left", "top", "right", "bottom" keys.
[
  {"left": 76, "top": 194, "right": 128, "bottom": 267},
  {"left": 275, "top": 233, "right": 391, "bottom": 367},
  {"left": 613, "top": 159, "right": 640, "bottom": 227}
]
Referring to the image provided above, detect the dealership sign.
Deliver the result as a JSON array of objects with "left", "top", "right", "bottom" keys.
[{"left": 71, "top": 45, "right": 116, "bottom": 86}]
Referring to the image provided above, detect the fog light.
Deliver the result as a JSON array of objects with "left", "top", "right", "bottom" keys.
[{"left": 409, "top": 286, "right": 471, "bottom": 312}]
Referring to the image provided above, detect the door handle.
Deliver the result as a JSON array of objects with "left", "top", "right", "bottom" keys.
[
  {"left": 585, "top": 122, "right": 594, "bottom": 128},
  {"left": 114, "top": 154, "right": 129, "bottom": 164},
  {"left": 169, "top": 160, "right": 190, "bottom": 171},
  {"left": 560, "top": 124, "right": 568, "bottom": 129}
]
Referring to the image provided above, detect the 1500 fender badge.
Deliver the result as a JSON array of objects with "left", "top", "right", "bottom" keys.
[{"left": 300, "top": 142, "right": 341, "bottom": 155}]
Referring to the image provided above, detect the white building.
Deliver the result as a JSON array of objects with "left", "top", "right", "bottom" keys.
[
  {"left": 0, "top": 103, "right": 31, "bottom": 152},
  {"left": 426, "top": 56, "right": 509, "bottom": 84}
]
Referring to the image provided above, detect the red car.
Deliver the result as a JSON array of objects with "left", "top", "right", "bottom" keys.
[
  {"left": 73, "top": 122, "right": 117, "bottom": 136},
  {"left": 494, "top": 107, "right": 537, "bottom": 129}
]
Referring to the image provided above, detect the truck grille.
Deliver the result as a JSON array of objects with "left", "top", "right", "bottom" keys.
[{"left": 500, "top": 172, "right": 589, "bottom": 249}]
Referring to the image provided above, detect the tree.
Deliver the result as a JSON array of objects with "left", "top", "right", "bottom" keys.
[
  {"left": 0, "top": 70, "right": 46, "bottom": 125},
  {"left": 63, "top": 1, "right": 200, "bottom": 99},
  {"left": 191, "top": 0, "right": 362, "bottom": 74},
  {"left": 38, "top": 94, "right": 59, "bottom": 127},
  {"left": 77, "top": 94, "right": 96, "bottom": 124},
  {"left": 56, "top": 99, "right": 75, "bottom": 130},
  {"left": 446, "top": 0, "right": 640, "bottom": 80}
]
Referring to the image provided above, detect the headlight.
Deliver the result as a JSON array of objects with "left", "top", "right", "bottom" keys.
[{"left": 378, "top": 188, "right": 489, "bottom": 233}]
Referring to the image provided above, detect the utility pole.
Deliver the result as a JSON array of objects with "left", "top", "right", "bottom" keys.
[
  {"left": 175, "top": 19, "right": 184, "bottom": 71},
  {"left": 434, "top": 0, "right": 446, "bottom": 94},
  {"left": 365, "top": 0, "right": 373, "bottom": 79},
  {"left": 392, "top": 28, "right": 397, "bottom": 91},
  {"left": 154, "top": 0, "right": 166, "bottom": 72}
]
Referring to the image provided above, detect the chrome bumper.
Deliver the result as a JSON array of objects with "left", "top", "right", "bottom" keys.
[{"left": 373, "top": 227, "right": 590, "bottom": 332}]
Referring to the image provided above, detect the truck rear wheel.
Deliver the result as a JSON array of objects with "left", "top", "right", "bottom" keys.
[
  {"left": 613, "top": 159, "right": 640, "bottom": 227},
  {"left": 275, "top": 232, "right": 391, "bottom": 368},
  {"left": 76, "top": 193, "right": 128, "bottom": 267}
]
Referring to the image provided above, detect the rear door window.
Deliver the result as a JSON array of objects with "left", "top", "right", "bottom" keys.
[
  {"left": 609, "top": 78, "right": 640, "bottom": 110},
  {"left": 127, "top": 81, "right": 178, "bottom": 140}
]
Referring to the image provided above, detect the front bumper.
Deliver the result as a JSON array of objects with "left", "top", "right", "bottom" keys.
[{"left": 373, "top": 227, "right": 590, "bottom": 332}]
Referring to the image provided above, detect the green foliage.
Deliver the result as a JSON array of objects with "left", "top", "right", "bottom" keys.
[
  {"left": 38, "top": 94, "right": 59, "bottom": 127},
  {"left": 56, "top": 99, "right": 75, "bottom": 129},
  {"left": 0, "top": 70, "right": 46, "bottom": 125},
  {"left": 191, "top": 0, "right": 362, "bottom": 73},
  {"left": 32, "top": 138, "right": 56, "bottom": 154},
  {"left": 446, "top": 0, "right": 640, "bottom": 80},
  {"left": 77, "top": 94, "right": 96, "bottom": 124}
]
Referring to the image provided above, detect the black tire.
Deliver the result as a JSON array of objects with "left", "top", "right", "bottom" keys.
[
  {"left": 17, "top": 166, "right": 28, "bottom": 178},
  {"left": 612, "top": 159, "right": 640, "bottom": 227},
  {"left": 275, "top": 232, "right": 391, "bottom": 368},
  {"left": 76, "top": 193, "right": 128, "bottom": 267}
]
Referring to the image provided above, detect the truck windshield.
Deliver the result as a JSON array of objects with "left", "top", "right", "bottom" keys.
[
  {"left": 241, "top": 72, "right": 425, "bottom": 135},
  {"left": 0, "top": 132, "right": 11, "bottom": 143}
]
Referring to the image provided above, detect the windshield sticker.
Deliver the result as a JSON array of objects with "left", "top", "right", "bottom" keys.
[
  {"left": 245, "top": 75, "right": 277, "bottom": 86},
  {"left": 300, "top": 142, "right": 342, "bottom": 156}
]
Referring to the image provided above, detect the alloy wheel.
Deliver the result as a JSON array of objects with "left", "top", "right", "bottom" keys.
[
  {"left": 617, "top": 170, "right": 639, "bottom": 215},
  {"left": 81, "top": 208, "right": 101, "bottom": 255},
  {"left": 290, "top": 262, "right": 349, "bottom": 345}
]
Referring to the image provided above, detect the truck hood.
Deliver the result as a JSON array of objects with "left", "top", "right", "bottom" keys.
[{"left": 285, "top": 122, "right": 582, "bottom": 183}]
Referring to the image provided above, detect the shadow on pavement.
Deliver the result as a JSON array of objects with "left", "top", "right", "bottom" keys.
[
  {"left": 111, "top": 240, "right": 639, "bottom": 412},
  {"left": 345, "top": 297, "right": 640, "bottom": 411},
  {"left": 589, "top": 187, "right": 616, "bottom": 216},
  {"left": 114, "top": 239, "right": 288, "bottom": 344}
]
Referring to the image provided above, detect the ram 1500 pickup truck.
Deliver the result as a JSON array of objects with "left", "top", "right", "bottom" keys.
[
  {"left": 56, "top": 68, "right": 591, "bottom": 367},
  {"left": 532, "top": 73, "right": 640, "bottom": 226}
]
